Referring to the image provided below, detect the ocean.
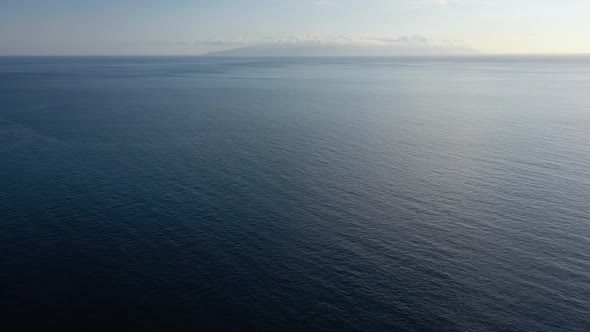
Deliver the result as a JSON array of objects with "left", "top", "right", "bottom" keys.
[{"left": 1, "top": 56, "right": 589, "bottom": 331}]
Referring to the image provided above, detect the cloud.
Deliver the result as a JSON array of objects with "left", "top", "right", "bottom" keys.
[
  {"left": 114, "top": 35, "right": 476, "bottom": 56},
  {"left": 203, "top": 35, "right": 477, "bottom": 56},
  {"left": 410, "top": 0, "right": 484, "bottom": 9},
  {"left": 197, "top": 35, "right": 466, "bottom": 48}
]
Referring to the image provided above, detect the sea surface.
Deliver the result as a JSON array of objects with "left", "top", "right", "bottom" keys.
[{"left": 1, "top": 56, "right": 589, "bottom": 331}]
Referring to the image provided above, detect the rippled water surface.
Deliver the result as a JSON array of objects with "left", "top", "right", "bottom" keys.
[{"left": 1, "top": 56, "right": 589, "bottom": 331}]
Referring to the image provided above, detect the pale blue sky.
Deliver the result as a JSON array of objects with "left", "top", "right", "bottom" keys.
[{"left": 1, "top": 0, "right": 589, "bottom": 55}]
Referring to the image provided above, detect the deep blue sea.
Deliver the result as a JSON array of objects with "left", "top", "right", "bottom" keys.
[{"left": 1, "top": 56, "right": 590, "bottom": 331}]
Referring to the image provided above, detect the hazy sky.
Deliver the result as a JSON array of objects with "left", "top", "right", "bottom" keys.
[{"left": 1, "top": 0, "right": 589, "bottom": 55}]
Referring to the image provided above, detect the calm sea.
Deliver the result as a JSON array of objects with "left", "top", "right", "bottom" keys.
[{"left": 1, "top": 56, "right": 589, "bottom": 331}]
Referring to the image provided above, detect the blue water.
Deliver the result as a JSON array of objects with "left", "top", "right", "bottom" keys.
[{"left": 1, "top": 56, "right": 590, "bottom": 331}]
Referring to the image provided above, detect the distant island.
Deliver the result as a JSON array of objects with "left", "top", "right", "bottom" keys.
[{"left": 206, "top": 39, "right": 478, "bottom": 57}]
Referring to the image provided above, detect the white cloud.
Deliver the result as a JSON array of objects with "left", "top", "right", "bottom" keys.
[
  {"left": 113, "top": 35, "right": 475, "bottom": 56},
  {"left": 203, "top": 35, "right": 477, "bottom": 56},
  {"left": 410, "top": 0, "right": 484, "bottom": 9},
  {"left": 196, "top": 35, "right": 468, "bottom": 48}
]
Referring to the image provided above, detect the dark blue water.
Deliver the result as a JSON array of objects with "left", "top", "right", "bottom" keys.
[{"left": 1, "top": 56, "right": 590, "bottom": 331}]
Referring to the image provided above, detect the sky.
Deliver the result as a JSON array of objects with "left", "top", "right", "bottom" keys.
[{"left": 0, "top": 0, "right": 589, "bottom": 55}]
